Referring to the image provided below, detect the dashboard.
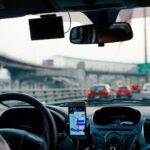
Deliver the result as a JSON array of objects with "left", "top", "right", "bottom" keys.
[
  {"left": 90, "top": 107, "right": 142, "bottom": 149},
  {"left": 0, "top": 105, "right": 150, "bottom": 150},
  {"left": 60, "top": 105, "right": 150, "bottom": 150}
]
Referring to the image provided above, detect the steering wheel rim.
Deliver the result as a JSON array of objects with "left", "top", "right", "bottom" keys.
[{"left": 0, "top": 93, "right": 57, "bottom": 150}]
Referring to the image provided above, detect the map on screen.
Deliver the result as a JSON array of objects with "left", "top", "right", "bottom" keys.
[{"left": 70, "top": 110, "right": 86, "bottom": 136}]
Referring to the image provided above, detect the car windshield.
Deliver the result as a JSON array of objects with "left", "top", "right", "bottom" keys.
[
  {"left": 0, "top": 7, "right": 150, "bottom": 107},
  {"left": 91, "top": 86, "right": 105, "bottom": 91},
  {"left": 118, "top": 86, "right": 128, "bottom": 89}
]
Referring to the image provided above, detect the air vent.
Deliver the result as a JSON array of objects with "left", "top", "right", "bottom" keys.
[{"left": 144, "top": 119, "right": 150, "bottom": 143}]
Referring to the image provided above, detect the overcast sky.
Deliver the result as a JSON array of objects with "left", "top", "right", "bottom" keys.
[{"left": 0, "top": 11, "right": 149, "bottom": 65}]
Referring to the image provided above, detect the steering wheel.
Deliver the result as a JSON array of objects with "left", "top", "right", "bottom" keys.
[{"left": 0, "top": 93, "right": 57, "bottom": 150}]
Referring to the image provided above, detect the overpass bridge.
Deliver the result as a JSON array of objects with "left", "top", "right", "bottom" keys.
[
  {"left": 0, "top": 55, "right": 82, "bottom": 88},
  {"left": 0, "top": 54, "right": 144, "bottom": 88}
]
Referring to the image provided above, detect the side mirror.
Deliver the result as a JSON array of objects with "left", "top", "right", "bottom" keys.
[{"left": 70, "top": 22, "right": 133, "bottom": 45}]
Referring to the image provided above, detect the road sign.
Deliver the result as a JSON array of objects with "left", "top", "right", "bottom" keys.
[{"left": 138, "top": 63, "right": 150, "bottom": 73}]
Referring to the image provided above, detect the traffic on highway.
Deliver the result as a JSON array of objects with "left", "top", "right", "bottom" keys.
[
  {"left": 86, "top": 83, "right": 150, "bottom": 101},
  {"left": 0, "top": 0, "right": 150, "bottom": 150}
]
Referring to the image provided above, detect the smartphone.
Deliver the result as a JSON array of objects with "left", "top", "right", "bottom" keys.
[{"left": 68, "top": 102, "right": 86, "bottom": 139}]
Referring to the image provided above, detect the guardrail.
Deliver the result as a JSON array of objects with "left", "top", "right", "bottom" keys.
[{"left": 0, "top": 89, "right": 88, "bottom": 105}]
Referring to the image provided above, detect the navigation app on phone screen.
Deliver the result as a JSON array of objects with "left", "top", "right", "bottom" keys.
[{"left": 69, "top": 106, "right": 86, "bottom": 136}]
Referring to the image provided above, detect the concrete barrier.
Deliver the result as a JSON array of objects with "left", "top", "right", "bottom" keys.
[{"left": 0, "top": 89, "right": 88, "bottom": 105}]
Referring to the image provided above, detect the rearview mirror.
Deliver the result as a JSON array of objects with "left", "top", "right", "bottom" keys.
[{"left": 70, "top": 22, "right": 133, "bottom": 46}]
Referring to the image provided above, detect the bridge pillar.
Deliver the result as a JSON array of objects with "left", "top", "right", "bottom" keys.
[
  {"left": 85, "top": 74, "right": 99, "bottom": 88},
  {"left": 75, "top": 69, "right": 86, "bottom": 88}
]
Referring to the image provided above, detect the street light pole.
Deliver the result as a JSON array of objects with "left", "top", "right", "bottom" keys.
[{"left": 144, "top": 8, "right": 148, "bottom": 82}]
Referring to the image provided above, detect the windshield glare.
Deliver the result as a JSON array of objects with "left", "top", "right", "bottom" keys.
[{"left": 0, "top": 7, "right": 150, "bottom": 106}]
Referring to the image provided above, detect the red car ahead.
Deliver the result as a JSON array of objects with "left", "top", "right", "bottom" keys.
[
  {"left": 131, "top": 85, "right": 141, "bottom": 93},
  {"left": 116, "top": 86, "right": 132, "bottom": 98},
  {"left": 87, "top": 84, "right": 112, "bottom": 99}
]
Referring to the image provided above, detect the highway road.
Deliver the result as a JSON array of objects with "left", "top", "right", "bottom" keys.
[{"left": 130, "top": 93, "right": 150, "bottom": 99}]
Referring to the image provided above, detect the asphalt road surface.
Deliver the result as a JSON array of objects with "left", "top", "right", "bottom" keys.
[{"left": 132, "top": 93, "right": 150, "bottom": 99}]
